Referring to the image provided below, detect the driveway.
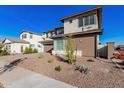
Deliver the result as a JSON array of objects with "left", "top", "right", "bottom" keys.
[{"left": 0, "top": 54, "right": 75, "bottom": 88}]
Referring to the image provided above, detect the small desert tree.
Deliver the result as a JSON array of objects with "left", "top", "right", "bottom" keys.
[
  {"left": 24, "top": 47, "right": 28, "bottom": 54},
  {"left": 28, "top": 46, "right": 33, "bottom": 53},
  {"left": 33, "top": 48, "right": 38, "bottom": 53},
  {"left": 65, "top": 35, "right": 76, "bottom": 64}
]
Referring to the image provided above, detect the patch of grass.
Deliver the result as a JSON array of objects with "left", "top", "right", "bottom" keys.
[
  {"left": 48, "top": 57, "right": 55, "bottom": 63},
  {"left": 38, "top": 53, "right": 44, "bottom": 59},
  {"left": 55, "top": 66, "right": 62, "bottom": 72}
]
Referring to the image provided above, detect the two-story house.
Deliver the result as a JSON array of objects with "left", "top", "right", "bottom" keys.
[
  {"left": 51, "top": 6, "right": 102, "bottom": 57},
  {"left": 2, "top": 30, "right": 46, "bottom": 54},
  {"left": 20, "top": 31, "right": 44, "bottom": 52}
]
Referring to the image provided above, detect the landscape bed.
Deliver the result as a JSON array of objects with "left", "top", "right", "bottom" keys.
[{"left": 18, "top": 53, "right": 124, "bottom": 88}]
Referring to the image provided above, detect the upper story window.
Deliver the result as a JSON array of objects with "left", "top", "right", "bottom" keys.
[
  {"left": 78, "top": 17, "right": 83, "bottom": 27},
  {"left": 22, "top": 34, "right": 27, "bottom": 39},
  {"left": 30, "top": 34, "right": 33, "bottom": 39},
  {"left": 85, "top": 14, "right": 95, "bottom": 26},
  {"left": 78, "top": 14, "right": 95, "bottom": 27},
  {"left": 57, "top": 29, "right": 64, "bottom": 35},
  {"left": 69, "top": 20, "right": 73, "bottom": 24}
]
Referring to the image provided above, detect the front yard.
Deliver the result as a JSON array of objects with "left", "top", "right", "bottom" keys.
[{"left": 17, "top": 53, "right": 124, "bottom": 88}]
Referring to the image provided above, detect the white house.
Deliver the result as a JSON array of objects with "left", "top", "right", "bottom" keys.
[
  {"left": 2, "top": 30, "right": 50, "bottom": 54},
  {"left": 20, "top": 31, "right": 44, "bottom": 52},
  {"left": 2, "top": 38, "right": 29, "bottom": 54}
]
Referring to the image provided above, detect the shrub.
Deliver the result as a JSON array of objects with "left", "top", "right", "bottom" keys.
[
  {"left": 48, "top": 57, "right": 55, "bottom": 63},
  {"left": 24, "top": 47, "right": 38, "bottom": 54},
  {"left": 38, "top": 53, "right": 44, "bottom": 59},
  {"left": 55, "top": 66, "right": 62, "bottom": 72},
  {"left": 79, "top": 66, "right": 90, "bottom": 74},
  {"left": 28, "top": 46, "right": 33, "bottom": 53},
  {"left": 65, "top": 35, "right": 76, "bottom": 64},
  {"left": 75, "top": 65, "right": 90, "bottom": 74},
  {"left": 0, "top": 49, "right": 10, "bottom": 56},
  {"left": 24, "top": 47, "right": 29, "bottom": 54},
  {"left": 33, "top": 48, "right": 38, "bottom": 53}
]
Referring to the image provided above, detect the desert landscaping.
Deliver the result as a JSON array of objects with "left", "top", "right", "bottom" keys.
[{"left": 16, "top": 53, "right": 124, "bottom": 88}]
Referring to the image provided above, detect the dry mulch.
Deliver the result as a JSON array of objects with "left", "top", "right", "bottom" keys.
[{"left": 18, "top": 53, "right": 124, "bottom": 88}]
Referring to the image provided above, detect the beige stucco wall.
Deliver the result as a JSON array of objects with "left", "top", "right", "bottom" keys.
[
  {"left": 98, "top": 42, "right": 115, "bottom": 59},
  {"left": 52, "top": 35, "right": 96, "bottom": 57},
  {"left": 64, "top": 14, "right": 98, "bottom": 34},
  {"left": 107, "top": 42, "right": 115, "bottom": 59},
  {"left": 72, "top": 35, "right": 96, "bottom": 57}
]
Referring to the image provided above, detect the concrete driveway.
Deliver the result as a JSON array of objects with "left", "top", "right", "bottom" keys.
[{"left": 0, "top": 54, "right": 75, "bottom": 88}]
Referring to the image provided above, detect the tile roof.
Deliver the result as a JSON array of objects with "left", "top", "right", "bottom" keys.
[
  {"left": 60, "top": 6, "right": 102, "bottom": 22},
  {"left": 4, "top": 38, "right": 29, "bottom": 44},
  {"left": 20, "top": 30, "right": 42, "bottom": 36}
]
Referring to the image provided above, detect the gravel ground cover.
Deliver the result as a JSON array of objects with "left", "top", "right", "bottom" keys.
[{"left": 18, "top": 53, "right": 124, "bottom": 88}]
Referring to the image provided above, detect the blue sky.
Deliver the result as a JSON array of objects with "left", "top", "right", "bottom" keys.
[{"left": 0, "top": 5, "right": 123, "bottom": 45}]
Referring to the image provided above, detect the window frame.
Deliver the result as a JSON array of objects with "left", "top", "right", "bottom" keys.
[
  {"left": 22, "top": 34, "right": 27, "bottom": 39},
  {"left": 78, "top": 16, "right": 84, "bottom": 27},
  {"left": 30, "top": 34, "right": 33, "bottom": 39},
  {"left": 84, "top": 14, "right": 95, "bottom": 26},
  {"left": 56, "top": 39, "right": 65, "bottom": 50}
]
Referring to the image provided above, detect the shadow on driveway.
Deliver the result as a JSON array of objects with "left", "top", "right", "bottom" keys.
[{"left": 0, "top": 58, "right": 25, "bottom": 75}]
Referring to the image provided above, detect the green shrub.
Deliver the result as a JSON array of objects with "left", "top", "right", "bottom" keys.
[
  {"left": 65, "top": 35, "right": 76, "bottom": 64},
  {"left": 48, "top": 57, "right": 55, "bottom": 63},
  {"left": 28, "top": 46, "right": 33, "bottom": 53},
  {"left": 0, "top": 49, "right": 10, "bottom": 56},
  {"left": 55, "top": 66, "right": 62, "bottom": 72},
  {"left": 75, "top": 65, "right": 90, "bottom": 74},
  {"left": 33, "top": 48, "right": 38, "bottom": 53},
  {"left": 24, "top": 47, "right": 38, "bottom": 54},
  {"left": 24, "top": 47, "right": 29, "bottom": 54},
  {"left": 79, "top": 66, "right": 90, "bottom": 74},
  {"left": 110, "top": 56, "right": 117, "bottom": 59}
]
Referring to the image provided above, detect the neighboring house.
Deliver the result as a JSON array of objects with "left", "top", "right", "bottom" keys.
[
  {"left": 51, "top": 6, "right": 102, "bottom": 57},
  {"left": 2, "top": 30, "right": 50, "bottom": 54},
  {"left": 20, "top": 31, "right": 44, "bottom": 52},
  {"left": 2, "top": 38, "right": 29, "bottom": 54}
]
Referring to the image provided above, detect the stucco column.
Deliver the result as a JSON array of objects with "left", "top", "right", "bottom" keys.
[{"left": 107, "top": 42, "right": 115, "bottom": 59}]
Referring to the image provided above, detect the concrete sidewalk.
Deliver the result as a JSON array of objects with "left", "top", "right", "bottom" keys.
[{"left": 0, "top": 65, "right": 75, "bottom": 88}]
